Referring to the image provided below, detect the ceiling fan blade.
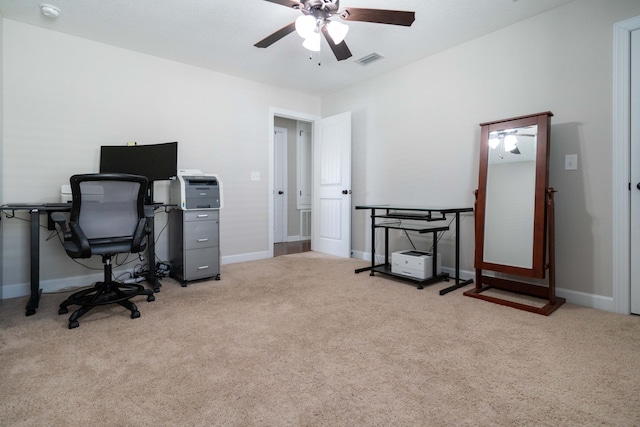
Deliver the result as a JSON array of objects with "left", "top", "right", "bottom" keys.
[
  {"left": 339, "top": 8, "right": 416, "bottom": 26},
  {"left": 254, "top": 21, "right": 296, "bottom": 48},
  {"left": 321, "top": 26, "right": 352, "bottom": 61},
  {"left": 262, "top": 0, "right": 302, "bottom": 9}
]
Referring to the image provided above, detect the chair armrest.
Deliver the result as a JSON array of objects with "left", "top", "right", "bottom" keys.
[
  {"left": 131, "top": 217, "right": 148, "bottom": 253},
  {"left": 51, "top": 212, "right": 72, "bottom": 240},
  {"left": 69, "top": 221, "right": 92, "bottom": 258}
]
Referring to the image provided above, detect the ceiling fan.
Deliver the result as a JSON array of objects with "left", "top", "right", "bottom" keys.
[{"left": 254, "top": 0, "right": 416, "bottom": 61}]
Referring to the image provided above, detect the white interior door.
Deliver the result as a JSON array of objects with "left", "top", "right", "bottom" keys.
[
  {"left": 631, "top": 29, "right": 640, "bottom": 314},
  {"left": 312, "top": 111, "right": 352, "bottom": 258},
  {"left": 274, "top": 127, "right": 287, "bottom": 244}
]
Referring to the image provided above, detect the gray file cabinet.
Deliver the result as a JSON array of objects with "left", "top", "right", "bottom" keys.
[{"left": 169, "top": 209, "right": 220, "bottom": 285}]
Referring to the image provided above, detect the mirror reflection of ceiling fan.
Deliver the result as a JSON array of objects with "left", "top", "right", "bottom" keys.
[{"left": 254, "top": 0, "right": 416, "bottom": 61}]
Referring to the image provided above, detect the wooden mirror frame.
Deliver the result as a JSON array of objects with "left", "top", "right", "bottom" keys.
[{"left": 464, "top": 111, "right": 565, "bottom": 315}]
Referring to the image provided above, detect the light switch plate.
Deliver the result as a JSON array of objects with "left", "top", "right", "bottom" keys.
[{"left": 565, "top": 154, "right": 578, "bottom": 171}]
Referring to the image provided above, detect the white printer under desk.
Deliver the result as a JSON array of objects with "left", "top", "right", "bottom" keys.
[{"left": 391, "top": 250, "right": 441, "bottom": 280}]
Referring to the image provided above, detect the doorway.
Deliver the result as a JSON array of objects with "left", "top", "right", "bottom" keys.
[{"left": 273, "top": 115, "right": 313, "bottom": 257}]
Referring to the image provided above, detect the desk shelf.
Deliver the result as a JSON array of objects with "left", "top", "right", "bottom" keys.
[
  {"left": 365, "top": 263, "right": 450, "bottom": 288},
  {"left": 372, "top": 223, "right": 450, "bottom": 234}
]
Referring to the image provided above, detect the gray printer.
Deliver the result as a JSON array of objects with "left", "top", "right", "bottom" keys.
[{"left": 170, "top": 169, "right": 223, "bottom": 210}]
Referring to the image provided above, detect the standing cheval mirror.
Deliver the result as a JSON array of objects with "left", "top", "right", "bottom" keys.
[{"left": 463, "top": 111, "right": 565, "bottom": 315}]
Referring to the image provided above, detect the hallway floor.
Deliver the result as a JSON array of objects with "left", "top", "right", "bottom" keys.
[{"left": 274, "top": 240, "right": 311, "bottom": 257}]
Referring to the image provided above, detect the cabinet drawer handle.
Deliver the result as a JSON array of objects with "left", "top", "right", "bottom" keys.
[
  {"left": 197, "top": 265, "right": 209, "bottom": 270},
  {"left": 197, "top": 214, "right": 209, "bottom": 218},
  {"left": 196, "top": 238, "right": 209, "bottom": 242}
]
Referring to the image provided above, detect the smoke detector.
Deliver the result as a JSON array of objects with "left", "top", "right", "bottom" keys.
[{"left": 40, "top": 4, "right": 61, "bottom": 18}]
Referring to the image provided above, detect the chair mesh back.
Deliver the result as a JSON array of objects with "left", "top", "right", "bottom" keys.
[{"left": 77, "top": 180, "right": 141, "bottom": 240}]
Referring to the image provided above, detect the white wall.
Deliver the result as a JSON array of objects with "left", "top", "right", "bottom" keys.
[
  {"left": 322, "top": 0, "right": 640, "bottom": 308},
  {"left": 1, "top": 20, "right": 320, "bottom": 297},
  {"left": 0, "top": 15, "right": 4, "bottom": 300}
]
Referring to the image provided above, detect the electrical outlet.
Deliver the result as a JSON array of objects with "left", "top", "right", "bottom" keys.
[{"left": 564, "top": 154, "right": 578, "bottom": 171}]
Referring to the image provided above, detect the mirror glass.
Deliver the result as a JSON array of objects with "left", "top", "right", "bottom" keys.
[{"left": 482, "top": 125, "right": 538, "bottom": 268}]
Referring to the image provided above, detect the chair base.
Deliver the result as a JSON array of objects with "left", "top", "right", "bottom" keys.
[{"left": 59, "top": 281, "right": 155, "bottom": 329}]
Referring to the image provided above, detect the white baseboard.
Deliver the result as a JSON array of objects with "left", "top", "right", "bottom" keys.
[
  {"left": 2, "top": 272, "right": 104, "bottom": 300},
  {"left": 351, "top": 250, "right": 616, "bottom": 312},
  {"left": 221, "top": 251, "right": 271, "bottom": 265},
  {"left": 1, "top": 251, "right": 269, "bottom": 301},
  {"left": 0, "top": 250, "right": 618, "bottom": 313},
  {"left": 555, "top": 288, "right": 615, "bottom": 312}
]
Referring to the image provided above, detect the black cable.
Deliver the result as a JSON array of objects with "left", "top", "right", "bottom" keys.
[
  {"left": 373, "top": 218, "right": 401, "bottom": 263},
  {"left": 428, "top": 215, "right": 456, "bottom": 253},
  {"left": 151, "top": 210, "right": 170, "bottom": 265},
  {"left": 402, "top": 226, "right": 417, "bottom": 250}
]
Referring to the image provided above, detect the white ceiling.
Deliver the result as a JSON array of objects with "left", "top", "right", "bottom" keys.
[{"left": 0, "top": 0, "right": 575, "bottom": 96}]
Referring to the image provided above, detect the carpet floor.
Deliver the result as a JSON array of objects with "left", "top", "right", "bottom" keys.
[{"left": 1, "top": 252, "right": 639, "bottom": 426}]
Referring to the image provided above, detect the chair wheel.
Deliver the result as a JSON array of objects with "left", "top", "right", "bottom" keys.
[
  {"left": 131, "top": 310, "right": 141, "bottom": 319},
  {"left": 59, "top": 307, "right": 69, "bottom": 315},
  {"left": 69, "top": 320, "right": 79, "bottom": 329},
  {"left": 147, "top": 294, "right": 155, "bottom": 302}
]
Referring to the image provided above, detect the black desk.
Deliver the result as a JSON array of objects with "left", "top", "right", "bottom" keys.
[
  {"left": 1, "top": 203, "right": 169, "bottom": 316},
  {"left": 355, "top": 205, "right": 474, "bottom": 294}
]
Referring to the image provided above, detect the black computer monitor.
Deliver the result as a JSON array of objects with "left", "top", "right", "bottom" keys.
[{"left": 99, "top": 141, "right": 178, "bottom": 203}]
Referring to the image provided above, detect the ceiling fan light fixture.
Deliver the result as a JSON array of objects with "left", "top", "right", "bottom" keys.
[
  {"left": 326, "top": 20, "right": 349, "bottom": 44},
  {"left": 504, "top": 134, "right": 518, "bottom": 151},
  {"left": 302, "top": 32, "right": 321, "bottom": 52},
  {"left": 295, "top": 15, "right": 316, "bottom": 39}
]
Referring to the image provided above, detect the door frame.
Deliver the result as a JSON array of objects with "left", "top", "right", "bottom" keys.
[
  {"left": 269, "top": 107, "right": 320, "bottom": 257},
  {"left": 613, "top": 15, "right": 640, "bottom": 314}
]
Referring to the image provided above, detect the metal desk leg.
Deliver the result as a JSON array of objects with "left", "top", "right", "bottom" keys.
[
  {"left": 368, "top": 208, "right": 377, "bottom": 276},
  {"left": 354, "top": 208, "right": 379, "bottom": 275},
  {"left": 439, "top": 212, "right": 474, "bottom": 295},
  {"left": 145, "top": 208, "right": 162, "bottom": 293},
  {"left": 26, "top": 209, "right": 41, "bottom": 316}
]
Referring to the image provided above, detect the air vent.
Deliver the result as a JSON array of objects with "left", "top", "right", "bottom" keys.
[{"left": 355, "top": 53, "right": 384, "bottom": 66}]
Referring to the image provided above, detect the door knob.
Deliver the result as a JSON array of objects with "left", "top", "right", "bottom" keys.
[
  {"left": 278, "top": 191, "right": 284, "bottom": 195},
  {"left": 342, "top": 190, "right": 351, "bottom": 195},
  {"left": 637, "top": 183, "right": 640, "bottom": 190}
]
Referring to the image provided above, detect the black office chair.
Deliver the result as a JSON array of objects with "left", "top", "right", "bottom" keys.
[{"left": 52, "top": 173, "right": 155, "bottom": 329}]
